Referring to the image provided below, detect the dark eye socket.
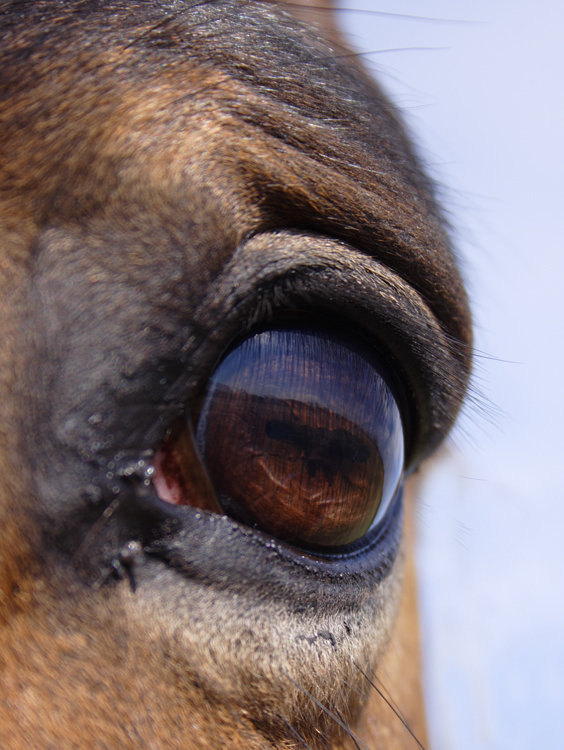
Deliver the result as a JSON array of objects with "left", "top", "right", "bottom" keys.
[{"left": 153, "top": 326, "right": 405, "bottom": 551}]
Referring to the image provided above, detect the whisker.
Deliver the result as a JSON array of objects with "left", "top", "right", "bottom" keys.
[
  {"left": 354, "top": 662, "right": 427, "bottom": 750},
  {"left": 285, "top": 676, "right": 367, "bottom": 750},
  {"left": 333, "top": 706, "right": 365, "bottom": 750},
  {"left": 276, "top": 714, "right": 313, "bottom": 749},
  {"left": 73, "top": 495, "right": 123, "bottom": 587}
]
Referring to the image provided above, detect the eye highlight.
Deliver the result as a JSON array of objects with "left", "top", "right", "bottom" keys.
[{"left": 192, "top": 327, "right": 405, "bottom": 549}]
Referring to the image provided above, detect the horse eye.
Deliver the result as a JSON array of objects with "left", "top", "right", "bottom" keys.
[{"left": 155, "top": 327, "right": 405, "bottom": 550}]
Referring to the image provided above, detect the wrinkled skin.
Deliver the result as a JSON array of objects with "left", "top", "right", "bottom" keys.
[{"left": 0, "top": 1, "right": 472, "bottom": 748}]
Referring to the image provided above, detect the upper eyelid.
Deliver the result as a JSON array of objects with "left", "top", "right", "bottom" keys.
[{"left": 191, "top": 231, "right": 468, "bottom": 468}]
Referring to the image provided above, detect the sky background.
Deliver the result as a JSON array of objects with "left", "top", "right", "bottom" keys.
[{"left": 338, "top": 2, "right": 564, "bottom": 748}]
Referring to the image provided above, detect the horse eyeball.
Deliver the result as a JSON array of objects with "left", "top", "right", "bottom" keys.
[{"left": 193, "top": 327, "right": 404, "bottom": 549}]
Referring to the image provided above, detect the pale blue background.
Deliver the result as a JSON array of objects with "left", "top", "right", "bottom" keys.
[{"left": 338, "top": 2, "right": 564, "bottom": 748}]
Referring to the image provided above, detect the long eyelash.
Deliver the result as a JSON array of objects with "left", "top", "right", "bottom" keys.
[
  {"left": 354, "top": 662, "right": 427, "bottom": 750},
  {"left": 327, "top": 46, "right": 447, "bottom": 63},
  {"left": 278, "top": 3, "right": 475, "bottom": 26}
]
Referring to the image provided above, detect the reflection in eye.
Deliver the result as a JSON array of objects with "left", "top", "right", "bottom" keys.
[{"left": 192, "top": 328, "right": 405, "bottom": 549}]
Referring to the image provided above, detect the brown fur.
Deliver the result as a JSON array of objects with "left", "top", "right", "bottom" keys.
[{"left": 0, "top": 2, "right": 471, "bottom": 747}]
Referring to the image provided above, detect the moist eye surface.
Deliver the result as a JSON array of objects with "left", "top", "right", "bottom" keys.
[{"left": 193, "top": 326, "right": 404, "bottom": 549}]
